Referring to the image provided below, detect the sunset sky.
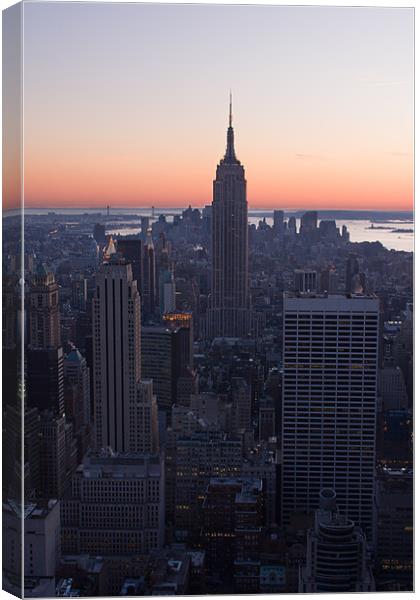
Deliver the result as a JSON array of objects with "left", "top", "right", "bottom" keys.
[{"left": 18, "top": 3, "right": 414, "bottom": 210}]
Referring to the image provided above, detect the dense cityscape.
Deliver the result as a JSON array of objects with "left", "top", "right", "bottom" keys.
[{"left": 3, "top": 105, "right": 413, "bottom": 597}]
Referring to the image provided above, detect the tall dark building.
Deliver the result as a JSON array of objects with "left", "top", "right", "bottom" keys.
[
  {"left": 201, "top": 477, "right": 264, "bottom": 590},
  {"left": 27, "top": 265, "right": 64, "bottom": 416},
  {"left": 117, "top": 238, "right": 143, "bottom": 287},
  {"left": 288, "top": 216, "right": 297, "bottom": 234},
  {"left": 273, "top": 210, "right": 284, "bottom": 236},
  {"left": 92, "top": 245, "right": 143, "bottom": 452},
  {"left": 299, "top": 211, "right": 318, "bottom": 234},
  {"left": 142, "top": 318, "right": 193, "bottom": 414},
  {"left": 93, "top": 223, "right": 106, "bottom": 247},
  {"left": 142, "top": 227, "right": 157, "bottom": 319},
  {"left": 207, "top": 97, "right": 250, "bottom": 338},
  {"left": 346, "top": 253, "right": 366, "bottom": 293},
  {"left": 281, "top": 293, "right": 379, "bottom": 539}
]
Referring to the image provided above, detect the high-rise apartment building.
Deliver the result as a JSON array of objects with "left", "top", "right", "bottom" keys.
[
  {"left": 281, "top": 292, "right": 379, "bottom": 538},
  {"left": 207, "top": 97, "right": 250, "bottom": 338}
]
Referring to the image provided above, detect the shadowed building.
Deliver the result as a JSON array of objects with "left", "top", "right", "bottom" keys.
[
  {"left": 207, "top": 97, "right": 251, "bottom": 338},
  {"left": 299, "top": 489, "right": 374, "bottom": 592},
  {"left": 281, "top": 293, "right": 379, "bottom": 539}
]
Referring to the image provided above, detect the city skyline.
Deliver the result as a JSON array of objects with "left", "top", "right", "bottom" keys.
[
  {"left": 7, "top": 3, "right": 414, "bottom": 211},
  {"left": 2, "top": 3, "right": 414, "bottom": 596}
]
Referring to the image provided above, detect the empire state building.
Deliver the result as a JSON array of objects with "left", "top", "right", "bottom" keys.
[{"left": 207, "top": 97, "right": 251, "bottom": 338}]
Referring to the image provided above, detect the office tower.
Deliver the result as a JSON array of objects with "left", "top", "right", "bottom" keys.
[
  {"left": 346, "top": 253, "right": 363, "bottom": 293},
  {"left": 258, "top": 397, "right": 276, "bottom": 441},
  {"left": 116, "top": 238, "right": 143, "bottom": 288},
  {"left": 61, "top": 451, "right": 165, "bottom": 557},
  {"left": 374, "top": 467, "right": 413, "bottom": 589},
  {"left": 92, "top": 251, "right": 142, "bottom": 452},
  {"left": 141, "top": 326, "right": 173, "bottom": 414},
  {"left": 378, "top": 365, "right": 408, "bottom": 411},
  {"left": 38, "top": 411, "right": 77, "bottom": 499},
  {"left": 231, "top": 376, "right": 252, "bottom": 432},
  {"left": 142, "top": 320, "right": 193, "bottom": 413},
  {"left": 64, "top": 347, "right": 90, "bottom": 428},
  {"left": 38, "top": 411, "right": 66, "bottom": 498},
  {"left": 318, "top": 220, "right": 338, "bottom": 239},
  {"left": 142, "top": 227, "right": 157, "bottom": 319},
  {"left": 133, "top": 380, "right": 160, "bottom": 454},
  {"left": 294, "top": 269, "right": 318, "bottom": 293},
  {"left": 29, "top": 264, "right": 60, "bottom": 349},
  {"left": 161, "top": 272, "right": 176, "bottom": 315},
  {"left": 64, "top": 347, "right": 92, "bottom": 460},
  {"left": 207, "top": 97, "right": 250, "bottom": 338},
  {"left": 319, "top": 266, "right": 337, "bottom": 294},
  {"left": 281, "top": 292, "right": 379, "bottom": 538},
  {"left": 201, "top": 477, "right": 264, "bottom": 591},
  {"left": 299, "top": 210, "right": 318, "bottom": 234},
  {"left": 162, "top": 311, "right": 193, "bottom": 368},
  {"left": 156, "top": 233, "right": 176, "bottom": 315},
  {"left": 242, "top": 448, "right": 277, "bottom": 526},
  {"left": 273, "top": 210, "right": 284, "bottom": 236},
  {"left": 71, "top": 274, "right": 88, "bottom": 311},
  {"left": 3, "top": 499, "right": 61, "bottom": 598},
  {"left": 176, "top": 367, "right": 199, "bottom": 406},
  {"left": 342, "top": 224, "right": 350, "bottom": 242},
  {"left": 140, "top": 216, "right": 150, "bottom": 241},
  {"left": 288, "top": 216, "right": 297, "bottom": 234},
  {"left": 93, "top": 223, "right": 106, "bottom": 248},
  {"left": 299, "top": 489, "right": 374, "bottom": 593},
  {"left": 3, "top": 274, "right": 19, "bottom": 409},
  {"left": 27, "top": 264, "right": 65, "bottom": 416},
  {"left": 174, "top": 432, "right": 243, "bottom": 539},
  {"left": 24, "top": 407, "right": 41, "bottom": 497},
  {"left": 202, "top": 204, "right": 212, "bottom": 239},
  {"left": 27, "top": 347, "right": 65, "bottom": 416},
  {"left": 3, "top": 403, "right": 40, "bottom": 501}
]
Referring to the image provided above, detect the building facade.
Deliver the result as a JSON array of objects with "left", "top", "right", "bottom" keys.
[
  {"left": 207, "top": 97, "right": 250, "bottom": 338},
  {"left": 281, "top": 292, "right": 379, "bottom": 538},
  {"left": 61, "top": 451, "right": 165, "bottom": 557},
  {"left": 92, "top": 254, "right": 142, "bottom": 452},
  {"left": 299, "top": 489, "right": 374, "bottom": 592}
]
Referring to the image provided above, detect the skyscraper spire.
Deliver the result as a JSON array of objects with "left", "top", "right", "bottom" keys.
[{"left": 224, "top": 92, "right": 237, "bottom": 164}]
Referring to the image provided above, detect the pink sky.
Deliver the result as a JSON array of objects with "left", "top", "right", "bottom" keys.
[{"left": 4, "top": 4, "right": 414, "bottom": 211}]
